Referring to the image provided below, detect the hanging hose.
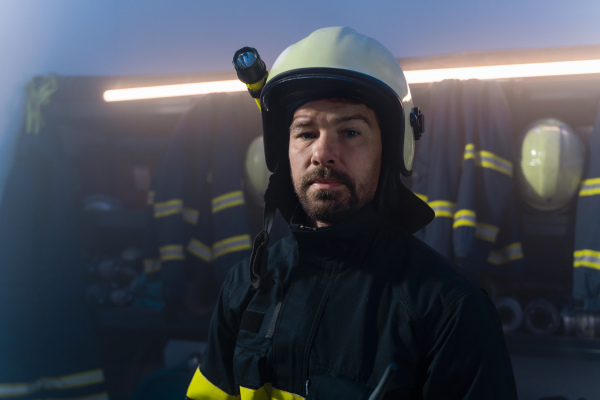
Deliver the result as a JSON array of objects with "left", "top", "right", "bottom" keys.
[
  {"left": 523, "top": 298, "right": 561, "bottom": 336},
  {"left": 494, "top": 297, "right": 523, "bottom": 333},
  {"left": 563, "top": 309, "right": 600, "bottom": 338}
]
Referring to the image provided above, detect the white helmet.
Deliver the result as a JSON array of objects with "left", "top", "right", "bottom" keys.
[
  {"left": 244, "top": 135, "right": 271, "bottom": 207},
  {"left": 516, "top": 119, "right": 585, "bottom": 212},
  {"left": 259, "top": 27, "right": 432, "bottom": 232}
]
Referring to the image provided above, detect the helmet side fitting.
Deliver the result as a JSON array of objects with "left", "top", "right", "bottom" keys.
[{"left": 260, "top": 27, "right": 433, "bottom": 232}]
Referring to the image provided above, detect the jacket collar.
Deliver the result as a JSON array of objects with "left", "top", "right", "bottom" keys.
[{"left": 289, "top": 203, "right": 383, "bottom": 268}]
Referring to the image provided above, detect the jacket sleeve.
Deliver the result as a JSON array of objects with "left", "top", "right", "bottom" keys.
[
  {"left": 186, "top": 269, "right": 242, "bottom": 400},
  {"left": 422, "top": 288, "right": 518, "bottom": 400}
]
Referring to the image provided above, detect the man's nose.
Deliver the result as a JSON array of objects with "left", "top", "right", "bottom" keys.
[{"left": 311, "top": 133, "right": 338, "bottom": 166}]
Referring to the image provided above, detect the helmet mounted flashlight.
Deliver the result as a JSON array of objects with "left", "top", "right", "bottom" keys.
[{"left": 233, "top": 47, "right": 268, "bottom": 109}]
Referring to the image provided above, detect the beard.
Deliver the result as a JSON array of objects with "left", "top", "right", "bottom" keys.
[{"left": 295, "top": 166, "right": 361, "bottom": 225}]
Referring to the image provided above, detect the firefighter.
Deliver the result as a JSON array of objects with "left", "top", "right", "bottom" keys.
[{"left": 186, "top": 26, "right": 517, "bottom": 399}]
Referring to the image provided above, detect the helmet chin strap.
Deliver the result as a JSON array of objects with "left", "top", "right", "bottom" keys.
[{"left": 249, "top": 164, "right": 285, "bottom": 290}]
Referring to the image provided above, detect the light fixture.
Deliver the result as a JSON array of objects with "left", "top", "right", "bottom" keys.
[
  {"left": 403, "top": 59, "right": 600, "bottom": 84},
  {"left": 103, "top": 80, "right": 245, "bottom": 102},
  {"left": 103, "top": 59, "right": 600, "bottom": 102}
]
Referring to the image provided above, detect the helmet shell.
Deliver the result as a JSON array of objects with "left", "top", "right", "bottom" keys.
[
  {"left": 244, "top": 135, "right": 270, "bottom": 206},
  {"left": 517, "top": 119, "right": 585, "bottom": 212},
  {"left": 260, "top": 26, "right": 415, "bottom": 175}
]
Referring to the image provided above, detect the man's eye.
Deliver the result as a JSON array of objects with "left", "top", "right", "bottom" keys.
[
  {"left": 298, "top": 132, "right": 316, "bottom": 139},
  {"left": 343, "top": 130, "right": 359, "bottom": 138}
]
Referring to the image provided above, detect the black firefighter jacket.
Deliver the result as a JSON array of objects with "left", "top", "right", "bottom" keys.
[{"left": 186, "top": 205, "right": 518, "bottom": 400}]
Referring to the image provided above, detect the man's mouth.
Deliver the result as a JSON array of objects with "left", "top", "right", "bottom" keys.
[
  {"left": 300, "top": 167, "right": 354, "bottom": 193},
  {"left": 311, "top": 178, "right": 344, "bottom": 189}
]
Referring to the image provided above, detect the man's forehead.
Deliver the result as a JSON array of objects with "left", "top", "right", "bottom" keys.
[{"left": 291, "top": 98, "right": 376, "bottom": 123}]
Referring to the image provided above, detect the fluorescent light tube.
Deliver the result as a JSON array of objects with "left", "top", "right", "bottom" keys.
[
  {"left": 103, "top": 80, "right": 246, "bottom": 102},
  {"left": 103, "top": 59, "right": 600, "bottom": 102},
  {"left": 403, "top": 59, "right": 600, "bottom": 84}
]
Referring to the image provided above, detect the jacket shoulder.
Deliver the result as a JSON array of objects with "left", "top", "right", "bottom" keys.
[
  {"left": 221, "top": 234, "right": 298, "bottom": 302},
  {"left": 382, "top": 225, "right": 494, "bottom": 327}
]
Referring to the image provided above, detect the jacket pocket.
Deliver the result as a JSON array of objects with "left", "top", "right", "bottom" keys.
[{"left": 233, "top": 335, "right": 269, "bottom": 391}]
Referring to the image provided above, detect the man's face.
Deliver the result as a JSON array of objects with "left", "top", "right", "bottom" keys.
[{"left": 288, "top": 98, "right": 382, "bottom": 227}]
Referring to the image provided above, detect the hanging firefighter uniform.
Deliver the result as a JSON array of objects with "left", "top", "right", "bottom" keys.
[
  {"left": 573, "top": 106, "right": 600, "bottom": 309},
  {"left": 144, "top": 92, "right": 263, "bottom": 311},
  {"left": 0, "top": 77, "right": 108, "bottom": 399},
  {"left": 409, "top": 79, "right": 524, "bottom": 275}
]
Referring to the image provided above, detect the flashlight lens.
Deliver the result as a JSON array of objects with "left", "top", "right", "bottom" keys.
[{"left": 236, "top": 51, "right": 257, "bottom": 69}]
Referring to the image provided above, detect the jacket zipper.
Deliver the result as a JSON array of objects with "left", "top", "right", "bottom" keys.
[{"left": 302, "top": 260, "right": 339, "bottom": 397}]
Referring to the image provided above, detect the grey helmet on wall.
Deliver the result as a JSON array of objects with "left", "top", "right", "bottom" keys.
[{"left": 248, "top": 27, "right": 434, "bottom": 288}]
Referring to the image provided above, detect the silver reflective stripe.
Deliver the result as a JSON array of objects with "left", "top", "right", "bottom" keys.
[
  {"left": 574, "top": 249, "right": 600, "bottom": 270},
  {"left": 488, "top": 243, "right": 523, "bottom": 265},
  {"left": 187, "top": 238, "right": 212, "bottom": 262},
  {"left": 82, "top": 392, "right": 110, "bottom": 400},
  {"left": 147, "top": 190, "right": 156, "bottom": 205},
  {"left": 143, "top": 258, "right": 161, "bottom": 274},
  {"left": 478, "top": 151, "right": 513, "bottom": 177},
  {"left": 475, "top": 222, "right": 499, "bottom": 243},
  {"left": 154, "top": 199, "right": 183, "bottom": 218},
  {"left": 212, "top": 191, "right": 245, "bottom": 214},
  {"left": 213, "top": 235, "right": 252, "bottom": 259},
  {"left": 159, "top": 245, "right": 185, "bottom": 261},
  {"left": 453, "top": 210, "right": 476, "bottom": 228},
  {"left": 464, "top": 144, "right": 512, "bottom": 177},
  {"left": 0, "top": 369, "right": 104, "bottom": 397},
  {"left": 579, "top": 178, "right": 600, "bottom": 197},
  {"left": 183, "top": 207, "right": 200, "bottom": 225},
  {"left": 428, "top": 200, "right": 456, "bottom": 218}
]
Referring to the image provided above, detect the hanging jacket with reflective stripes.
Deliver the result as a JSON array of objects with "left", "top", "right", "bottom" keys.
[
  {"left": 0, "top": 85, "right": 108, "bottom": 400},
  {"left": 145, "top": 92, "right": 261, "bottom": 304},
  {"left": 186, "top": 205, "right": 517, "bottom": 400},
  {"left": 573, "top": 106, "right": 600, "bottom": 308},
  {"left": 409, "top": 79, "right": 524, "bottom": 275}
]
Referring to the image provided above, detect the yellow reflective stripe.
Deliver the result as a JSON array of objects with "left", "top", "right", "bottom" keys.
[
  {"left": 0, "top": 369, "right": 104, "bottom": 397},
  {"left": 475, "top": 222, "right": 499, "bottom": 243},
  {"left": 77, "top": 392, "right": 110, "bottom": 400},
  {"left": 453, "top": 209, "right": 476, "bottom": 228},
  {"left": 147, "top": 190, "right": 156, "bottom": 205},
  {"left": 453, "top": 209, "right": 499, "bottom": 242},
  {"left": 428, "top": 200, "right": 456, "bottom": 218},
  {"left": 213, "top": 235, "right": 252, "bottom": 260},
  {"left": 143, "top": 258, "right": 161, "bottom": 274},
  {"left": 240, "top": 384, "right": 305, "bottom": 400},
  {"left": 488, "top": 242, "right": 524, "bottom": 265},
  {"left": 186, "top": 368, "right": 239, "bottom": 400},
  {"left": 213, "top": 191, "right": 245, "bottom": 214},
  {"left": 574, "top": 249, "right": 600, "bottom": 270},
  {"left": 21, "top": 392, "right": 110, "bottom": 400},
  {"left": 159, "top": 245, "right": 185, "bottom": 261},
  {"left": 415, "top": 193, "right": 428, "bottom": 202},
  {"left": 240, "top": 384, "right": 271, "bottom": 400},
  {"left": 186, "top": 235, "right": 252, "bottom": 262},
  {"left": 187, "top": 238, "right": 212, "bottom": 262},
  {"left": 153, "top": 199, "right": 199, "bottom": 224},
  {"left": 74, "top": 392, "right": 110, "bottom": 400},
  {"left": 464, "top": 143, "right": 512, "bottom": 177},
  {"left": 154, "top": 199, "right": 183, "bottom": 218},
  {"left": 183, "top": 206, "right": 200, "bottom": 225},
  {"left": 579, "top": 178, "right": 600, "bottom": 197},
  {"left": 185, "top": 368, "right": 305, "bottom": 400}
]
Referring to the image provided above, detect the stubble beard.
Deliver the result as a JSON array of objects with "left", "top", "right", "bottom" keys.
[{"left": 295, "top": 166, "right": 361, "bottom": 225}]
